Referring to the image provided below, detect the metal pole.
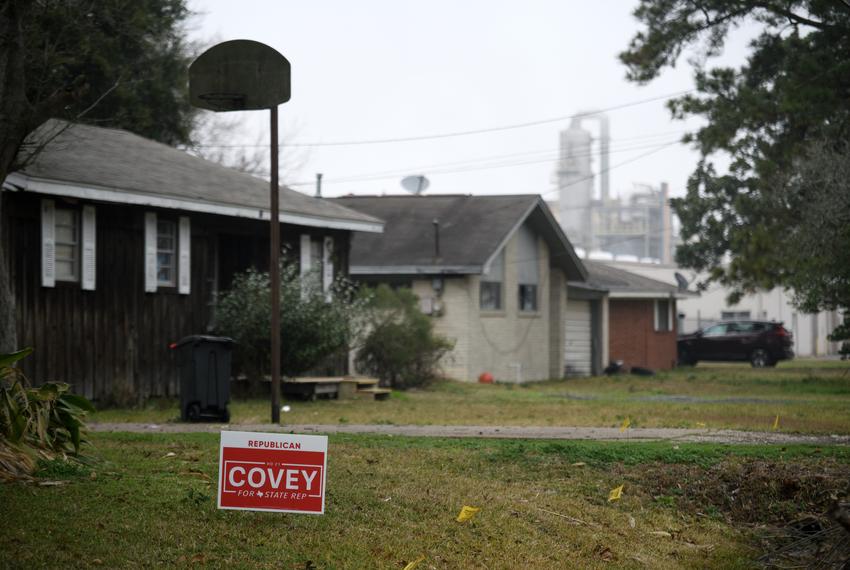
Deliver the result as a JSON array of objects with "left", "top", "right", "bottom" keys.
[{"left": 270, "top": 106, "right": 281, "bottom": 424}]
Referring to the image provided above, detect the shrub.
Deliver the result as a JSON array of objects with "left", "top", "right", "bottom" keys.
[
  {"left": 355, "top": 285, "right": 454, "bottom": 389},
  {"left": 0, "top": 348, "right": 96, "bottom": 480},
  {"left": 215, "top": 263, "right": 365, "bottom": 391}
]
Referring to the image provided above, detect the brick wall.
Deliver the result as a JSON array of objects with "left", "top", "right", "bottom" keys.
[{"left": 608, "top": 299, "right": 677, "bottom": 371}]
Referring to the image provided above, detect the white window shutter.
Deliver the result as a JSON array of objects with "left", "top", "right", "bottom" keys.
[
  {"left": 322, "top": 236, "right": 334, "bottom": 301},
  {"left": 300, "top": 234, "right": 311, "bottom": 300},
  {"left": 178, "top": 216, "right": 191, "bottom": 295},
  {"left": 81, "top": 205, "right": 96, "bottom": 290},
  {"left": 144, "top": 212, "right": 157, "bottom": 292},
  {"left": 300, "top": 234, "right": 312, "bottom": 275},
  {"left": 653, "top": 300, "right": 659, "bottom": 332},
  {"left": 41, "top": 199, "right": 56, "bottom": 288}
]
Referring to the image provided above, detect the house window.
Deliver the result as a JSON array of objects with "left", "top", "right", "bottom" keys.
[
  {"left": 721, "top": 310, "right": 751, "bottom": 321},
  {"left": 654, "top": 299, "right": 672, "bottom": 332},
  {"left": 519, "top": 285, "right": 538, "bottom": 311},
  {"left": 156, "top": 219, "right": 177, "bottom": 287},
  {"left": 516, "top": 225, "right": 539, "bottom": 312},
  {"left": 54, "top": 208, "right": 80, "bottom": 282},
  {"left": 480, "top": 248, "right": 504, "bottom": 310}
]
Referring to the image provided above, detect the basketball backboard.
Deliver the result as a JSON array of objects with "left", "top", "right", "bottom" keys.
[{"left": 189, "top": 40, "right": 291, "bottom": 112}]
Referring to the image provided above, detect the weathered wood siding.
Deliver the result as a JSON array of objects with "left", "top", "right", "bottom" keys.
[{"left": 4, "top": 191, "right": 350, "bottom": 402}]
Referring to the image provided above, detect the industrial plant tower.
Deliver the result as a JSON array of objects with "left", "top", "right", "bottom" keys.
[{"left": 553, "top": 112, "right": 674, "bottom": 263}]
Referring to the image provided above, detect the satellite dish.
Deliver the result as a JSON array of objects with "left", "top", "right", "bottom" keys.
[
  {"left": 189, "top": 40, "right": 291, "bottom": 112},
  {"left": 674, "top": 272, "right": 689, "bottom": 291},
  {"left": 401, "top": 175, "right": 430, "bottom": 195}
]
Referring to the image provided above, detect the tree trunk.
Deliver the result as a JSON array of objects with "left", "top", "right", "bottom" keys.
[
  {"left": 0, "top": 196, "right": 15, "bottom": 354},
  {"left": 0, "top": 0, "right": 36, "bottom": 353}
]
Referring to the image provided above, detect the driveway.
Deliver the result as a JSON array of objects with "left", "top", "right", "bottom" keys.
[{"left": 89, "top": 422, "right": 850, "bottom": 445}]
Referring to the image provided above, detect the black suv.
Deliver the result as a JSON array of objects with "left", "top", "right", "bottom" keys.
[{"left": 677, "top": 321, "right": 794, "bottom": 368}]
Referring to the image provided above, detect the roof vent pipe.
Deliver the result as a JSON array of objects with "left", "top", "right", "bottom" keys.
[
  {"left": 315, "top": 173, "right": 323, "bottom": 198},
  {"left": 432, "top": 218, "right": 440, "bottom": 258}
]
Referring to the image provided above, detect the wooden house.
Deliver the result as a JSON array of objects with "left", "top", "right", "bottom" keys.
[{"left": 2, "top": 121, "right": 382, "bottom": 402}]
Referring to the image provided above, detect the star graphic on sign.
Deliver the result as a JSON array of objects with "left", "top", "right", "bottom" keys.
[{"left": 256, "top": 491, "right": 263, "bottom": 497}]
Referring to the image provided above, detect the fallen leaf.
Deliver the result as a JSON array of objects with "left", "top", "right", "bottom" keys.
[
  {"left": 456, "top": 505, "right": 480, "bottom": 522},
  {"left": 571, "top": 462, "right": 586, "bottom": 467},
  {"left": 608, "top": 485, "right": 624, "bottom": 502},
  {"left": 403, "top": 555, "right": 426, "bottom": 570},
  {"left": 162, "top": 452, "right": 177, "bottom": 459},
  {"left": 91, "top": 559, "right": 103, "bottom": 566},
  {"left": 38, "top": 481, "right": 68, "bottom": 487},
  {"left": 648, "top": 531, "right": 672, "bottom": 538},
  {"left": 191, "top": 553, "right": 206, "bottom": 564},
  {"left": 628, "top": 515, "right": 636, "bottom": 528}
]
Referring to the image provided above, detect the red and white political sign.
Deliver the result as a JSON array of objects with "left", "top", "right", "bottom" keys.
[{"left": 217, "top": 431, "right": 327, "bottom": 514}]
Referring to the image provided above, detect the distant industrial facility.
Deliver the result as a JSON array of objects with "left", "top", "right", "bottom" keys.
[{"left": 550, "top": 112, "right": 675, "bottom": 263}]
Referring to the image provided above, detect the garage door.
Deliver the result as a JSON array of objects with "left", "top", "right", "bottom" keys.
[{"left": 565, "top": 299, "right": 592, "bottom": 377}]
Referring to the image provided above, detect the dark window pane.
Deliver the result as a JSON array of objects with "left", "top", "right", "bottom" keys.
[
  {"left": 480, "top": 282, "right": 502, "bottom": 310},
  {"left": 519, "top": 284, "right": 538, "bottom": 311}
]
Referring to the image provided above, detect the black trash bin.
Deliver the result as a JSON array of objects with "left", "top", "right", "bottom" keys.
[{"left": 173, "top": 335, "right": 234, "bottom": 422}]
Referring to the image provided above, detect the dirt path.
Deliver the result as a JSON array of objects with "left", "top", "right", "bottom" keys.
[{"left": 89, "top": 422, "right": 850, "bottom": 445}]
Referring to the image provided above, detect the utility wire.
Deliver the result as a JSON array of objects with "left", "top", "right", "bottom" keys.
[
  {"left": 289, "top": 136, "right": 683, "bottom": 188},
  {"left": 288, "top": 139, "right": 681, "bottom": 190},
  {"left": 194, "top": 90, "right": 695, "bottom": 148}
]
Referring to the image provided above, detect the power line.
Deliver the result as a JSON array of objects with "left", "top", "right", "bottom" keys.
[
  {"left": 290, "top": 136, "right": 683, "bottom": 188},
  {"left": 194, "top": 90, "right": 695, "bottom": 149}
]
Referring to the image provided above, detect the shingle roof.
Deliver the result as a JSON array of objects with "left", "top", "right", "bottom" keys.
[
  {"left": 331, "top": 194, "right": 586, "bottom": 280},
  {"left": 577, "top": 260, "right": 682, "bottom": 297},
  {"left": 10, "top": 120, "right": 382, "bottom": 232}
]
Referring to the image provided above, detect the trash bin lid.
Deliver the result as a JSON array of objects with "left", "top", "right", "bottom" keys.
[{"left": 174, "top": 335, "right": 235, "bottom": 348}]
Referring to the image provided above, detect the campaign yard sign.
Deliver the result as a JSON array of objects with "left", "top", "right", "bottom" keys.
[{"left": 218, "top": 431, "right": 328, "bottom": 514}]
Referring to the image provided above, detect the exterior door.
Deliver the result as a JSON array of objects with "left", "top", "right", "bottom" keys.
[{"left": 565, "top": 299, "right": 593, "bottom": 376}]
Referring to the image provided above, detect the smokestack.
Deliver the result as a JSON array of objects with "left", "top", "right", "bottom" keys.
[
  {"left": 315, "top": 173, "right": 323, "bottom": 198},
  {"left": 599, "top": 115, "right": 610, "bottom": 202}
]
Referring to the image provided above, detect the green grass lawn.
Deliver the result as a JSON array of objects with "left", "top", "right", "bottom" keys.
[
  {"left": 3, "top": 432, "right": 849, "bottom": 569},
  {"left": 92, "top": 362, "right": 850, "bottom": 434}
]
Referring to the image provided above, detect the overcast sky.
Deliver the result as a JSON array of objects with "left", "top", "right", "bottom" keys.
[{"left": 188, "top": 1, "right": 751, "bottom": 201}]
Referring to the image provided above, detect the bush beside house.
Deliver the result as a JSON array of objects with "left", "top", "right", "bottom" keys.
[
  {"left": 215, "top": 264, "right": 364, "bottom": 394},
  {"left": 355, "top": 285, "right": 454, "bottom": 389}
]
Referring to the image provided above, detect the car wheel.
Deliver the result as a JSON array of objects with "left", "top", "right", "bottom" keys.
[{"left": 750, "top": 349, "right": 772, "bottom": 368}]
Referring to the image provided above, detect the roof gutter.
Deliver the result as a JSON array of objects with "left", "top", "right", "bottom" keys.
[
  {"left": 351, "top": 264, "right": 480, "bottom": 276},
  {"left": 608, "top": 290, "right": 696, "bottom": 300},
  {"left": 5, "top": 172, "right": 384, "bottom": 234}
]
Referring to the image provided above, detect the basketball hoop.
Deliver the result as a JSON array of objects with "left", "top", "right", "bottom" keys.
[
  {"left": 196, "top": 92, "right": 247, "bottom": 112},
  {"left": 188, "top": 40, "right": 291, "bottom": 424}
]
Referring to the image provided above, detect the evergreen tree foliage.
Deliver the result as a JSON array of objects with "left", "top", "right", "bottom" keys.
[{"left": 620, "top": 1, "right": 850, "bottom": 339}]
